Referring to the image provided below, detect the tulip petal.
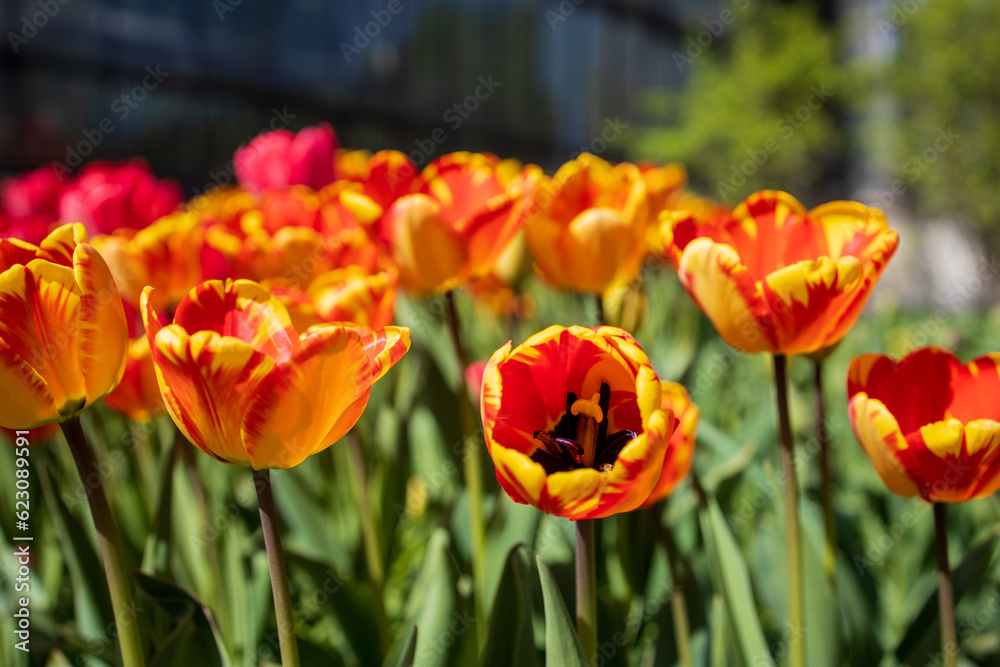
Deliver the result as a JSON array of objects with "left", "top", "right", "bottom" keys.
[
  {"left": 492, "top": 445, "right": 548, "bottom": 507},
  {"left": 0, "top": 340, "right": 57, "bottom": 428},
  {"left": 242, "top": 326, "right": 371, "bottom": 469},
  {"left": 145, "top": 289, "right": 274, "bottom": 465},
  {"left": 676, "top": 238, "right": 775, "bottom": 353},
  {"left": 74, "top": 243, "right": 129, "bottom": 404},
  {"left": 351, "top": 325, "right": 411, "bottom": 384},
  {"left": 173, "top": 279, "right": 299, "bottom": 362},
  {"left": 0, "top": 261, "right": 87, "bottom": 416},
  {"left": 848, "top": 393, "right": 919, "bottom": 497}
]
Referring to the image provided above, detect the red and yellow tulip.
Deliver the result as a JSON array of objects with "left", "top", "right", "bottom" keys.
[
  {"left": 0, "top": 224, "right": 128, "bottom": 428},
  {"left": 378, "top": 152, "right": 537, "bottom": 295},
  {"left": 662, "top": 190, "right": 898, "bottom": 356},
  {"left": 524, "top": 153, "right": 649, "bottom": 295},
  {"left": 847, "top": 347, "right": 1000, "bottom": 503},
  {"left": 480, "top": 325, "right": 673, "bottom": 520},
  {"left": 142, "top": 279, "right": 409, "bottom": 469},
  {"left": 267, "top": 267, "right": 397, "bottom": 333},
  {"left": 642, "top": 381, "right": 699, "bottom": 506}
]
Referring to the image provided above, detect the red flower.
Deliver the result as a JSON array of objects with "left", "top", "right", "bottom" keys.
[
  {"left": 59, "top": 159, "right": 182, "bottom": 236},
  {"left": 235, "top": 124, "right": 338, "bottom": 194},
  {"left": 0, "top": 165, "right": 65, "bottom": 243},
  {"left": 848, "top": 347, "right": 1000, "bottom": 502}
]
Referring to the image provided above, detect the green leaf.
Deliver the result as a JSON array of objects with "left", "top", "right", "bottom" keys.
[
  {"left": 383, "top": 624, "right": 418, "bottom": 667},
  {"left": 481, "top": 545, "right": 540, "bottom": 667},
  {"left": 698, "top": 494, "right": 773, "bottom": 667},
  {"left": 135, "top": 572, "right": 230, "bottom": 667},
  {"left": 535, "top": 556, "right": 588, "bottom": 667}
]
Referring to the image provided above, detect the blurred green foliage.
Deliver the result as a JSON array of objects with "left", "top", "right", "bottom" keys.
[
  {"left": 631, "top": 4, "right": 844, "bottom": 205},
  {"left": 878, "top": 0, "right": 1000, "bottom": 231}
]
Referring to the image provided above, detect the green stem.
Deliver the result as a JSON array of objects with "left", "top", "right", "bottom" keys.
[
  {"left": 813, "top": 359, "right": 837, "bottom": 583},
  {"left": 934, "top": 503, "right": 958, "bottom": 667},
  {"left": 651, "top": 510, "right": 693, "bottom": 667},
  {"left": 347, "top": 432, "right": 389, "bottom": 651},
  {"left": 594, "top": 293, "right": 605, "bottom": 327},
  {"left": 252, "top": 469, "right": 300, "bottom": 667},
  {"left": 61, "top": 417, "right": 146, "bottom": 667},
  {"left": 575, "top": 519, "right": 598, "bottom": 665},
  {"left": 445, "top": 289, "right": 487, "bottom": 651},
  {"left": 773, "top": 355, "right": 805, "bottom": 667}
]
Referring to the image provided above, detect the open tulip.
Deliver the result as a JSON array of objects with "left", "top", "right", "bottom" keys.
[
  {"left": 0, "top": 223, "right": 128, "bottom": 428},
  {"left": 662, "top": 190, "right": 898, "bottom": 356},
  {"left": 642, "top": 381, "right": 699, "bottom": 506},
  {"left": 235, "top": 123, "right": 338, "bottom": 194},
  {"left": 480, "top": 325, "right": 673, "bottom": 520},
  {"left": 848, "top": 347, "right": 1000, "bottom": 502},
  {"left": 379, "top": 152, "right": 537, "bottom": 295},
  {"left": 524, "top": 153, "right": 649, "bottom": 295},
  {"left": 142, "top": 278, "right": 409, "bottom": 469}
]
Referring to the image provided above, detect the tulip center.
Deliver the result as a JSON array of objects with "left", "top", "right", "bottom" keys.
[{"left": 532, "top": 382, "right": 636, "bottom": 474}]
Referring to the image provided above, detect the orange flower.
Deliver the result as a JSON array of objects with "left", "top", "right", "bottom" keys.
[
  {"left": 340, "top": 150, "right": 421, "bottom": 210},
  {"left": 847, "top": 347, "right": 1000, "bottom": 503},
  {"left": 267, "top": 268, "right": 397, "bottom": 332},
  {"left": 0, "top": 224, "right": 128, "bottom": 428},
  {"left": 662, "top": 190, "right": 898, "bottom": 356},
  {"left": 379, "top": 152, "right": 537, "bottom": 295},
  {"left": 642, "top": 381, "right": 699, "bottom": 506},
  {"left": 638, "top": 161, "right": 687, "bottom": 222},
  {"left": 524, "top": 154, "right": 649, "bottom": 295},
  {"left": 480, "top": 325, "right": 673, "bottom": 520},
  {"left": 95, "top": 211, "right": 227, "bottom": 313},
  {"left": 142, "top": 279, "right": 409, "bottom": 469}
]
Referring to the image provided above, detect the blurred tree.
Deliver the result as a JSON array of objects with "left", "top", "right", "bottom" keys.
[
  {"left": 883, "top": 0, "right": 1000, "bottom": 232},
  {"left": 629, "top": 4, "right": 845, "bottom": 204}
]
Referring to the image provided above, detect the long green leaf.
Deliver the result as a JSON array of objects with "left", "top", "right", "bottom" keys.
[
  {"left": 536, "top": 556, "right": 588, "bottom": 667},
  {"left": 481, "top": 544, "right": 540, "bottom": 667}
]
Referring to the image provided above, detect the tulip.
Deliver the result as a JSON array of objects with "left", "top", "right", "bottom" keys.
[
  {"left": 267, "top": 267, "right": 397, "bottom": 332},
  {"left": 0, "top": 223, "right": 141, "bottom": 665},
  {"left": 235, "top": 123, "right": 338, "bottom": 194},
  {"left": 0, "top": 223, "right": 128, "bottom": 429},
  {"left": 379, "top": 152, "right": 537, "bottom": 295},
  {"left": 480, "top": 325, "right": 672, "bottom": 520},
  {"left": 524, "top": 153, "right": 650, "bottom": 296},
  {"left": 661, "top": 190, "right": 898, "bottom": 356},
  {"left": 847, "top": 347, "right": 1000, "bottom": 502},
  {"left": 642, "top": 381, "right": 699, "bottom": 506},
  {"left": 1, "top": 164, "right": 64, "bottom": 244},
  {"left": 59, "top": 159, "right": 182, "bottom": 236},
  {"left": 142, "top": 278, "right": 409, "bottom": 469},
  {"left": 481, "top": 324, "right": 672, "bottom": 660},
  {"left": 340, "top": 149, "right": 420, "bottom": 210},
  {"left": 847, "top": 346, "right": 1000, "bottom": 666}
]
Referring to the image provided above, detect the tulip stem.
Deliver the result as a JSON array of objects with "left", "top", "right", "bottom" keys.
[
  {"left": 61, "top": 417, "right": 146, "bottom": 667},
  {"left": 252, "top": 468, "right": 300, "bottom": 667},
  {"left": 575, "top": 519, "right": 598, "bottom": 666},
  {"left": 651, "top": 510, "right": 693, "bottom": 667},
  {"left": 445, "top": 289, "right": 487, "bottom": 652},
  {"left": 812, "top": 359, "right": 837, "bottom": 583},
  {"left": 934, "top": 503, "right": 958, "bottom": 667},
  {"left": 773, "top": 355, "right": 805, "bottom": 667},
  {"left": 594, "top": 294, "right": 605, "bottom": 327}
]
